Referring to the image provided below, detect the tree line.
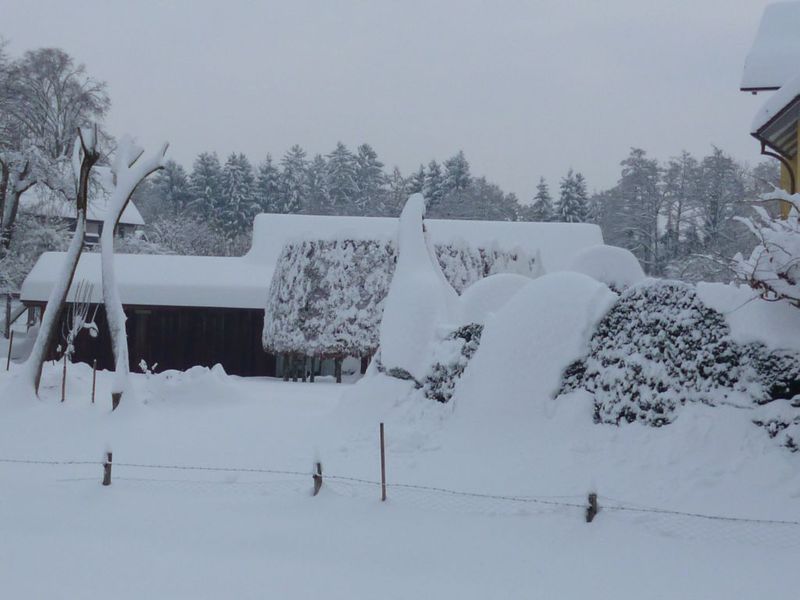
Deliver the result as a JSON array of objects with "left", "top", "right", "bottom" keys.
[{"left": 0, "top": 42, "right": 782, "bottom": 293}]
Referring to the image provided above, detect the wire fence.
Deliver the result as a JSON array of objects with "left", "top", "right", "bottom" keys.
[{"left": 2, "top": 454, "right": 798, "bottom": 549}]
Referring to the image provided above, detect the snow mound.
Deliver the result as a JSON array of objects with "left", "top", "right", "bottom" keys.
[
  {"left": 567, "top": 244, "right": 645, "bottom": 292},
  {"left": 457, "top": 273, "right": 532, "bottom": 325},
  {"left": 379, "top": 194, "right": 458, "bottom": 381},
  {"left": 143, "top": 364, "right": 238, "bottom": 405},
  {"left": 453, "top": 272, "right": 617, "bottom": 421}
]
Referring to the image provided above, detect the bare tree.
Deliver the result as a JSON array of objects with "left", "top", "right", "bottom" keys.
[
  {"left": 61, "top": 279, "right": 98, "bottom": 362},
  {"left": 101, "top": 136, "right": 167, "bottom": 410},
  {"left": 0, "top": 47, "right": 109, "bottom": 250},
  {"left": 25, "top": 128, "right": 100, "bottom": 394}
]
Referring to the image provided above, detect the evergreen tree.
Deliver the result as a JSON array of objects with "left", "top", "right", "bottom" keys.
[
  {"left": 354, "top": 143, "right": 386, "bottom": 215},
  {"left": 529, "top": 177, "right": 554, "bottom": 221},
  {"left": 326, "top": 142, "right": 358, "bottom": 213},
  {"left": 306, "top": 154, "right": 331, "bottom": 215},
  {"left": 424, "top": 159, "right": 445, "bottom": 208},
  {"left": 385, "top": 166, "right": 408, "bottom": 216},
  {"left": 280, "top": 145, "right": 309, "bottom": 214},
  {"left": 556, "top": 169, "right": 587, "bottom": 223},
  {"left": 152, "top": 160, "right": 191, "bottom": 218},
  {"left": 443, "top": 150, "right": 471, "bottom": 193},
  {"left": 189, "top": 152, "right": 223, "bottom": 220},
  {"left": 407, "top": 164, "right": 426, "bottom": 195},
  {"left": 220, "top": 152, "right": 256, "bottom": 233},
  {"left": 255, "top": 154, "right": 281, "bottom": 213}
]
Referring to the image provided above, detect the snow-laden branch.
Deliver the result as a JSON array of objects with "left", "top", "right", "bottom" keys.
[
  {"left": 101, "top": 135, "right": 167, "bottom": 410},
  {"left": 733, "top": 189, "right": 800, "bottom": 307}
]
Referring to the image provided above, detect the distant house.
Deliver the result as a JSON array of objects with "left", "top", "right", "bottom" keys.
[
  {"left": 20, "top": 185, "right": 145, "bottom": 246},
  {"left": 20, "top": 213, "right": 604, "bottom": 377},
  {"left": 742, "top": 1, "right": 800, "bottom": 215}
]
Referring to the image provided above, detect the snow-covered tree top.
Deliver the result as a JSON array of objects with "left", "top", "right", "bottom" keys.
[
  {"left": 246, "top": 211, "right": 603, "bottom": 272},
  {"left": 741, "top": 1, "right": 800, "bottom": 91}
]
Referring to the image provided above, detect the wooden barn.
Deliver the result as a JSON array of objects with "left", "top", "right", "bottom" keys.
[{"left": 20, "top": 253, "right": 275, "bottom": 376}]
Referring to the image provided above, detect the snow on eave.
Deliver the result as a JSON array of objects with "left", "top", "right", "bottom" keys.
[
  {"left": 751, "top": 72, "right": 800, "bottom": 135},
  {"left": 20, "top": 252, "right": 271, "bottom": 310},
  {"left": 245, "top": 213, "right": 604, "bottom": 272},
  {"left": 741, "top": 2, "right": 800, "bottom": 91}
]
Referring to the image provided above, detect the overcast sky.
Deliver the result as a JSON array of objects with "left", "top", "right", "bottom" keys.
[{"left": 2, "top": 0, "right": 777, "bottom": 200}]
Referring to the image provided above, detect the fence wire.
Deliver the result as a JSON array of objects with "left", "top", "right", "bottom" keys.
[{"left": 2, "top": 456, "right": 798, "bottom": 548}]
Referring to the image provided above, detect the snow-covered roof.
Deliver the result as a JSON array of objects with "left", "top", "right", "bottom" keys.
[
  {"left": 246, "top": 213, "right": 603, "bottom": 272},
  {"left": 741, "top": 2, "right": 800, "bottom": 91},
  {"left": 19, "top": 187, "right": 145, "bottom": 226},
  {"left": 22, "top": 212, "right": 604, "bottom": 310},
  {"left": 21, "top": 252, "right": 271, "bottom": 309}
]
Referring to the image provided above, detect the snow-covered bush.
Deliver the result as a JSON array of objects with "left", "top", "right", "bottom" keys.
[
  {"left": 567, "top": 244, "right": 645, "bottom": 293},
  {"left": 263, "top": 238, "right": 396, "bottom": 358},
  {"left": 457, "top": 273, "right": 532, "bottom": 325},
  {"left": 562, "top": 280, "right": 747, "bottom": 426},
  {"left": 434, "top": 240, "right": 538, "bottom": 293},
  {"left": 264, "top": 235, "right": 539, "bottom": 358},
  {"left": 752, "top": 398, "right": 800, "bottom": 453},
  {"left": 421, "top": 323, "right": 483, "bottom": 403},
  {"left": 562, "top": 279, "right": 800, "bottom": 430},
  {"left": 733, "top": 189, "right": 800, "bottom": 307}
]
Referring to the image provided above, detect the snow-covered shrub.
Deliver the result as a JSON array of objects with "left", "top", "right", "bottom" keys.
[
  {"left": 745, "top": 345, "right": 800, "bottom": 403},
  {"left": 422, "top": 323, "right": 483, "bottom": 403},
  {"left": 457, "top": 273, "right": 531, "bottom": 325},
  {"left": 264, "top": 238, "right": 395, "bottom": 358},
  {"left": 434, "top": 240, "right": 538, "bottom": 293},
  {"left": 733, "top": 190, "right": 800, "bottom": 307},
  {"left": 752, "top": 398, "right": 800, "bottom": 452},
  {"left": 567, "top": 244, "right": 645, "bottom": 293},
  {"left": 563, "top": 280, "right": 747, "bottom": 426},
  {"left": 265, "top": 234, "right": 540, "bottom": 358}
]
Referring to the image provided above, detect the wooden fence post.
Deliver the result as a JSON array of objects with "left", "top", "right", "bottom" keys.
[
  {"left": 586, "top": 492, "right": 598, "bottom": 523},
  {"left": 312, "top": 461, "right": 322, "bottom": 496},
  {"left": 5, "top": 330, "right": 13, "bottom": 371},
  {"left": 61, "top": 353, "right": 67, "bottom": 402},
  {"left": 102, "top": 452, "right": 113, "bottom": 486},
  {"left": 91, "top": 359, "right": 97, "bottom": 404},
  {"left": 380, "top": 422, "right": 387, "bottom": 502}
]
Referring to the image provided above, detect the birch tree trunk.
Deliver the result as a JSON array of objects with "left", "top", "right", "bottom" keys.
[
  {"left": 25, "top": 131, "right": 99, "bottom": 394},
  {"left": 100, "top": 136, "right": 167, "bottom": 410}
]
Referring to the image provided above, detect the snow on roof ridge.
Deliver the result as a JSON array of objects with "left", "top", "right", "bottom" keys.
[{"left": 245, "top": 212, "right": 603, "bottom": 272}]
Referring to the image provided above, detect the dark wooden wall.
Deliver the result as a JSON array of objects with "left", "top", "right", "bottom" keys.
[{"left": 41, "top": 303, "right": 276, "bottom": 377}]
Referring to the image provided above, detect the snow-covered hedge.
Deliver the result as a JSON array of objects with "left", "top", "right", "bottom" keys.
[
  {"left": 264, "top": 238, "right": 538, "bottom": 357},
  {"left": 561, "top": 280, "right": 800, "bottom": 428},
  {"left": 421, "top": 323, "right": 484, "bottom": 403},
  {"left": 263, "top": 239, "right": 395, "bottom": 358}
]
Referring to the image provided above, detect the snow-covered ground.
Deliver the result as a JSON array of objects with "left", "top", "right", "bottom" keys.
[{"left": 1, "top": 361, "right": 797, "bottom": 599}]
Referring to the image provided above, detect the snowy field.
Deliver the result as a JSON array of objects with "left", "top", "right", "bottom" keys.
[{"left": 1, "top": 360, "right": 798, "bottom": 599}]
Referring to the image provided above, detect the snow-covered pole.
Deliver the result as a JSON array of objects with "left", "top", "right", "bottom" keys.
[
  {"left": 24, "top": 127, "right": 100, "bottom": 395},
  {"left": 101, "top": 136, "right": 168, "bottom": 410}
]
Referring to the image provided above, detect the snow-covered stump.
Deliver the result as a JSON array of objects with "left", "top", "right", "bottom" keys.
[
  {"left": 25, "top": 129, "right": 100, "bottom": 395},
  {"left": 100, "top": 136, "right": 168, "bottom": 410}
]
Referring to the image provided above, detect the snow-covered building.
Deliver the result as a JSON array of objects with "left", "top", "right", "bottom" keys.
[
  {"left": 20, "top": 185, "right": 145, "bottom": 246},
  {"left": 20, "top": 213, "right": 604, "bottom": 377},
  {"left": 743, "top": 1, "right": 800, "bottom": 212}
]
